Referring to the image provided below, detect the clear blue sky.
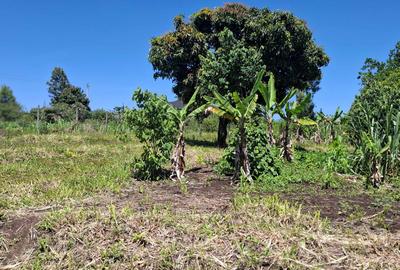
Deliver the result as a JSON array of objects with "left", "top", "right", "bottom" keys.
[{"left": 1, "top": 0, "right": 399, "bottom": 114}]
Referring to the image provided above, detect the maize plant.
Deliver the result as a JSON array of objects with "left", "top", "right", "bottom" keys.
[{"left": 352, "top": 104, "right": 400, "bottom": 187}]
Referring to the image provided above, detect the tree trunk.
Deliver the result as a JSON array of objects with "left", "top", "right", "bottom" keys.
[
  {"left": 234, "top": 119, "right": 251, "bottom": 182},
  {"left": 217, "top": 117, "right": 228, "bottom": 148},
  {"left": 280, "top": 121, "right": 293, "bottom": 162},
  {"left": 171, "top": 124, "right": 186, "bottom": 181}
]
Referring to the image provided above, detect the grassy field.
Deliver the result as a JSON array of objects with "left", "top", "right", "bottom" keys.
[{"left": 1, "top": 130, "right": 400, "bottom": 269}]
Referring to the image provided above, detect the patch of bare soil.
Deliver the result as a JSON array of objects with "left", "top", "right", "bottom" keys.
[
  {"left": 0, "top": 214, "right": 40, "bottom": 268},
  {"left": 280, "top": 184, "right": 400, "bottom": 232},
  {"left": 118, "top": 167, "right": 234, "bottom": 212}
]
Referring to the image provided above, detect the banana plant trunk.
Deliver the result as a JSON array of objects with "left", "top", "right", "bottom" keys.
[
  {"left": 234, "top": 119, "right": 251, "bottom": 181},
  {"left": 370, "top": 159, "right": 382, "bottom": 188},
  {"left": 330, "top": 124, "right": 336, "bottom": 141},
  {"left": 171, "top": 123, "right": 186, "bottom": 181},
  {"left": 217, "top": 118, "right": 229, "bottom": 148},
  {"left": 266, "top": 116, "right": 276, "bottom": 145},
  {"left": 314, "top": 126, "right": 322, "bottom": 144},
  {"left": 280, "top": 120, "right": 293, "bottom": 162}
]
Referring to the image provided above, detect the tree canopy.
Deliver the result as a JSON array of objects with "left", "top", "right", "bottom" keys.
[
  {"left": 0, "top": 85, "right": 22, "bottom": 121},
  {"left": 45, "top": 67, "right": 91, "bottom": 121},
  {"left": 149, "top": 3, "right": 329, "bottom": 103},
  {"left": 348, "top": 41, "right": 400, "bottom": 144},
  {"left": 47, "top": 67, "right": 70, "bottom": 105}
]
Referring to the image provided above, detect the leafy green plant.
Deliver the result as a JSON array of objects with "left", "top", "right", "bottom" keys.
[
  {"left": 206, "top": 75, "right": 259, "bottom": 181},
  {"left": 275, "top": 90, "right": 317, "bottom": 162},
  {"left": 125, "top": 88, "right": 176, "bottom": 180},
  {"left": 316, "top": 108, "right": 343, "bottom": 142},
  {"left": 325, "top": 136, "right": 351, "bottom": 174},
  {"left": 352, "top": 105, "right": 400, "bottom": 187},
  {"left": 168, "top": 88, "right": 207, "bottom": 181},
  {"left": 257, "top": 71, "right": 277, "bottom": 145},
  {"left": 215, "top": 120, "right": 280, "bottom": 181}
]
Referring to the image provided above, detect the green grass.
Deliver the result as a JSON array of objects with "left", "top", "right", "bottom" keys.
[
  {"left": 0, "top": 132, "right": 138, "bottom": 209},
  {"left": 0, "top": 129, "right": 221, "bottom": 210}
]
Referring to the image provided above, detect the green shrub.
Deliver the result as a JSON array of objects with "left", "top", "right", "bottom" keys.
[
  {"left": 215, "top": 120, "right": 280, "bottom": 180},
  {"left": 325, "top": 136, "right": 351, "bottom": 174},
  {"left": 125, "top": 88, "right": 176, "bottom": 180}
]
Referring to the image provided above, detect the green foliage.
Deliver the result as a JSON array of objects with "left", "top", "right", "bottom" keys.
[
  {"left": 197, "top": 29, "right": 264, "bottom": 100},
  {"left": 125, "top": 88, "right": 176, "bottom": 180},
  {"left": 150, "top": 3, "right": 329, "bottom": 103},
  {"left": 215, "top": 120, "right": 281, "bottom": 179},
  {"left": 275, "top": 89, "right": 317, "bottom": 162},
  {"left": 57, "top": 86, "right": 90, "bottom": 118},
  {"left": 47, "top": 67, "right": 70, "bottom": 105},
  {"left": 206, "top": 71, "right": 262, "bottom": 179},
  {"left": 348, "top": 42, "right": 400, "bottom": 145},
  {"left": 348, "top": 42, "right": 400, "bottom": 186},
  {"left": 351, "top": 107, "right": 400, "bottom": 186},
  {"left": 46, "top": 67, "right": 90, "bottom": 121},
  {"left": 149, "top": 17, "right": 208, "bottom": 102},
  {"left": 0, "top": 85, "right": 22, "bottom": 121},
  {"left": 325, "top": 136, "right": 351, "bottom": 174}
]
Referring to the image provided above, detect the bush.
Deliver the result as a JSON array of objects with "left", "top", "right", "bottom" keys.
[
  {"left": 215, "top": 119, "right": 280, "bottom": 180},
  {"left": 325, "top": 136, "right": 351, "bottom": 174},
  {"left": 125, "top": 88, "right": 176, "bottom": 180}
]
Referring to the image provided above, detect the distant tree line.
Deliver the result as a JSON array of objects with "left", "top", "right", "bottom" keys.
[{"left": 0, "top": 67, "right": 125, "bottom": 125}]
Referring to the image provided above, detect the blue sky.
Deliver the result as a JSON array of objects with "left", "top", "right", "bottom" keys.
[{"left": 0, "top": 0, "right": 399, "bottom": 114}]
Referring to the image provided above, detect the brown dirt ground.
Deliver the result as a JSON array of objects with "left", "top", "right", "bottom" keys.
[{"left": 1, "top": 166, "right": 400, "bottom": 267}]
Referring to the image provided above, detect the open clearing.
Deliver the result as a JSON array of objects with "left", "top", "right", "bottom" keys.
[{"left": 1, "top": 132, "right": 399, "bottom": 269}]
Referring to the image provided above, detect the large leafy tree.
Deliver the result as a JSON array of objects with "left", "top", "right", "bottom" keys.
[
  {"left": 348, "top": 41, "right": 400, "bottom": 145},
  {"left": 149, "top": 3, "right": 329, "bottom": 146},
  {"left": 47, "top": 67, "right": 70, "bottom": 105},
  {"left": 0, "top": 85, "right": 22, "bottom": 121},
  {"left": 197, "top": 29, "right": 264, "bottom": 146}
]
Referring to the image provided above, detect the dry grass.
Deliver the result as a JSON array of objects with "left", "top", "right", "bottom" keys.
[
  {"left": 1, "top": 131, "right": 400, "bottom": 269},
  {"left": 21, "top": 195, "right": 399, "bottom": 269}
]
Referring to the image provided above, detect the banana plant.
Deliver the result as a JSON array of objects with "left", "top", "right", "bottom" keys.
[
  {"left": 256, "top": 71, "right": 277, "bottom": 145},
  {"left": 316, "top": 108, "right": 343, "bottom": 142},
  {"left": 276, "top": 90, "right": 317, "bottom": 162},
  {"left": 168, "top": 89, "right": 207, "bottom": 181},
  {"left": 206, "top": 89, "right": 258, "bottom": 181}
]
